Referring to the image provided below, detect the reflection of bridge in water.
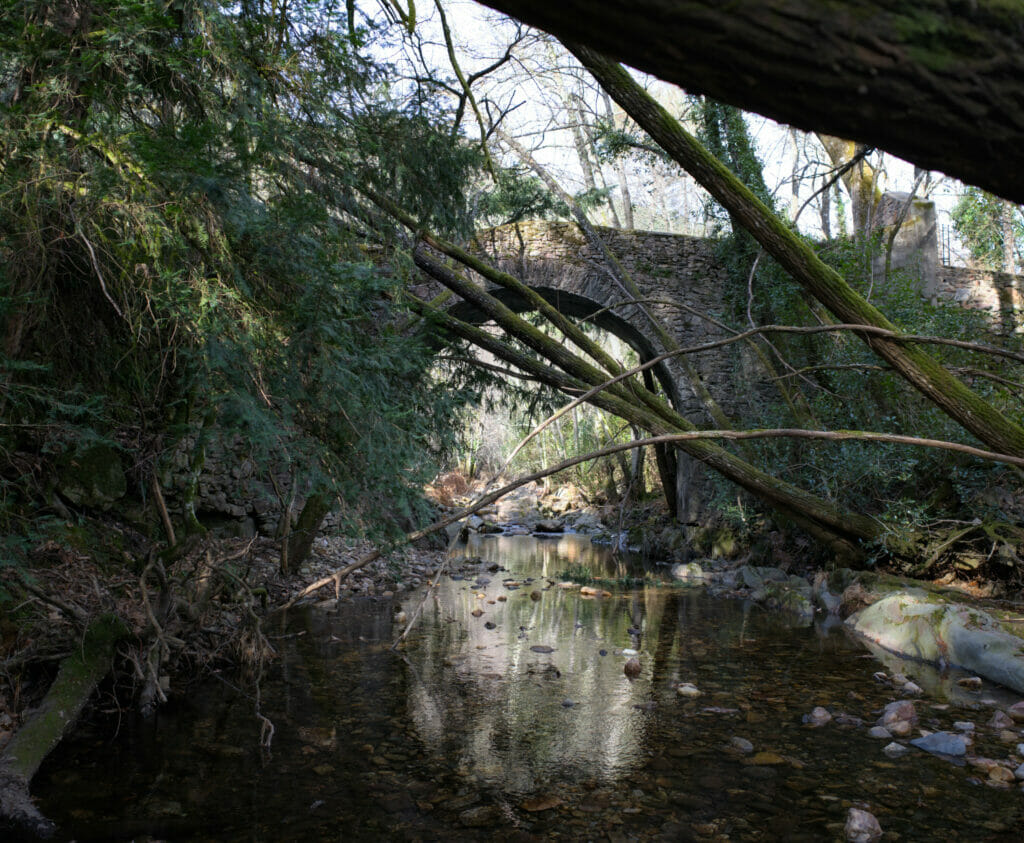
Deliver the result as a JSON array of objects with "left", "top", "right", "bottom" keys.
[{"left": 405, "top": 535, "right": 679, "bottom": 793}]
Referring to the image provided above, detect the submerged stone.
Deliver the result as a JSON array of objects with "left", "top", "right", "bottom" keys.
[
  {"left": 910, "top": 731, "right": 967, "bottom": 757},
  {"left": 845, "top": 807, "right": 882, "bottom": 842},
  {"left": 803, "top": 706, "right": 832, "bottom": 727},
  {"left": 882, "top": 742, "right": 908, "bottom": 758},
  {"left": 730, "top": 736, "right": 754, "bottom": 754}
]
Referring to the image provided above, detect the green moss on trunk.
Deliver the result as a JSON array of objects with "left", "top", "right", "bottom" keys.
[{"left": 0, "top": 614, "right": 127, "bottom": 835}]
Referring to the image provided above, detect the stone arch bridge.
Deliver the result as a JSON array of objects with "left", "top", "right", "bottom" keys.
[
  {"left": 422, "top": 217, "right": 1017, "bottom": 519},
  {"left": 431, "top": 220, "right": 744, "bottom": 521}
]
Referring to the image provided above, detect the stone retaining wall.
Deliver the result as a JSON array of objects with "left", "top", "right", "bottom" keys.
[{"left": 934, "top": 266, "right": 1024, "bottom": 335}]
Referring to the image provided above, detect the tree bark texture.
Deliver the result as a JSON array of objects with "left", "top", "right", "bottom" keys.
[
  {"left": 569, "top": 45, "right": 1024, "bottom": 459},
  {"left": 0, "top": 615, "right": 126, "bottom": 837},
  {"left": 285, "top": 492, "right": 332, "bottom": 572},
  {"left": 480, "top": 0, "right": 1024, "bottom": 204}
]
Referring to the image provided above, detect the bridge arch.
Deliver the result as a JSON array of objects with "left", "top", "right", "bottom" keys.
[
  {"left": 446, "top": 285, "right": 684, "bottom": 411},
  {"left": 432, "top": 221, "right": 739, "bottom": 521},
  {"left": 447, "top": 283, "right": 687, "bottom": 517}
]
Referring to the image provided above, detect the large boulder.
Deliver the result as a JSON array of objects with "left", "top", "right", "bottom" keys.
[
  {"left": 533, "top": 518, "right": 564, "bottom": 534},
  {"left": 847, "top": 590, "right": 1024, "bottom": 694},
  {"left": 670, "top": 561, "right": 710, "bottom": 585},
  {"left": 57, "top": 442, "right": 126, "bottom": 509}
]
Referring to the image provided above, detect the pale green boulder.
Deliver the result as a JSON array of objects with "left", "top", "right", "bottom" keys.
[{"left": 847, "top": 590, "right": 1024, "bottom": 694}]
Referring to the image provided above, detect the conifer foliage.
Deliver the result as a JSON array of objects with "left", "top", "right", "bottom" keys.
[{"left": 0, "top": 0, "right": 478, "bottom": 552}]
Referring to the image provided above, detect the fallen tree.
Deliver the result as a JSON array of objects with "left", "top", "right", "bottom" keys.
[
  {"left": 0, "top": 615, "right": 127, "bottom": 837},
  {"left": 404, "top": 250, "right": 880, "bottom": 551},
  {"left": 479, "top": 0, "right": 1024, "bottom": 205},
  {"left": 566, "top": 43, "right": 1024, "bottom": 460}
]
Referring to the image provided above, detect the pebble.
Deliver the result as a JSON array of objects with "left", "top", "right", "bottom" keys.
[
  {"left": 989, "top": 765, "right": 1016, "bottom": 784},
  {"left": 803, "top": 706, "right": 832, "bottom": 727},
  {"left": 957, "top": 676, "right": 983, "bottom": 690},
  {"left": 953, "top": 721, "right": 975, "bottom": 732},
  {"left": 989, "top": 710, "right": 1013, "bottom": 730},
  {"left": 879, "top": 699, "right": 916, "bottom": 728},
  {"left": 676, "top": 683, "right": 701, "bottom": 698},
  {"left": 867, "top": 726, "right": 891, "bottom": 739},
  {"left": 746, "top": 751, "right": 786, "bottom": 766},
  {"left": 1008, "top": 701, "right": 1024, "bottom": 723},
  {"left": 730, "top": 737, "right": 754, "bottom": 754},
  {"left": 901, "top": 681, "right": 923, "bottom": 696},
  {"left": 1014, "top": 763, "right": 1024, "bottom": 781},
  {"left": 624, "top": 657, "right": 642, "bottom": 679},
  {"left": 878, "top": 700, "right": 916, "bottom": 737},
  {"left": 889, "top": 720, "right": 913, "bottom": 737},
  {"left": 882, "top": 742, "right": 908, "bottom": 758},
  {"left": 845, "top": 807, "right": 882, "bottom": 842}
]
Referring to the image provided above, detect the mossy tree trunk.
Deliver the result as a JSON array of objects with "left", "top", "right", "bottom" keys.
[
  {"left": 283, "top": 492, "right": 331, "bottom": 574},
  {"left": 568, "top": 44, "right": 1024, "bottom": 460},
  {"left": 479, "top": 0, "right": 1024, "bottom": 205},
  {"left": 0, "top": 615, "right": 127, "bottom": 837}
]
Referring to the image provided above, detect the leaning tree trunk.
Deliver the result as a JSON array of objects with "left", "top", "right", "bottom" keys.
[
  {"left": 409, "top": 246, "right": 880, "bottom": 550},
  {"left": 568, "top": 44, "right": 1024, "bottom": 460},
  {"left": 480, "top": 0, "right": 1024, "bottom": 205},
  {"left": 284, "top": 492, "right": 332, "bottom": 573},
  {"left": 0, "top": 615, "right": 127, "bottom": 837}
]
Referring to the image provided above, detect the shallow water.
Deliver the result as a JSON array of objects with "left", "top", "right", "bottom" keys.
[{"left": 31, "top": 536, "right": 1024, "bottom": 840}]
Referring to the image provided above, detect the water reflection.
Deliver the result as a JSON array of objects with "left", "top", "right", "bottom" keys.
[
  {"left": 407, "top": 536, "right": 660, "bottom": 791},
  {"left": 27, "top": 535, "right": 1024, "bottom": 841}
]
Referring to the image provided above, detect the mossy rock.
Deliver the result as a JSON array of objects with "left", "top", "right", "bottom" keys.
[
  {"left": 57, "top": 442, "right": 126, "bottom": 509},
  {"left": 761, "top": 580, "right": 814, "bottom": 623},
  {"left": 689, "top": 525, "right": 740, "bottom": 559},
  {"left": 847, "top": 590, "right": 1024, "bottom": 694}
]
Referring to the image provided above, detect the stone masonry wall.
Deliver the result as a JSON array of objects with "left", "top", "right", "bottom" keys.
[
  {"left": 934, "top": 266, "right": 1024, "bottom": 335},
  {"left": 462, "top": 221, "right": 749, "bottom": 423}
]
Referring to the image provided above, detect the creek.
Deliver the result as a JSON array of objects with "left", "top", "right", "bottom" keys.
[{"left": 31, "top": 535, "right": 1024, "bottom": 840}]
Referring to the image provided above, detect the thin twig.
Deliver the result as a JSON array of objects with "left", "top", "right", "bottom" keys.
[
  {"left": 72, "top": 215, "right": 125, "bottom": 320},
  {"left": 280, "top": 426, "right": 1024, "bottom": 608}
]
